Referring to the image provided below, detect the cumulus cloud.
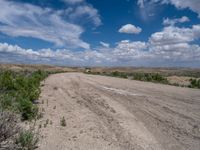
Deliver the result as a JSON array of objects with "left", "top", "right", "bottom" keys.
[
  {"left": 0, "top": 42, "right": 112, "bottom": 65},
  {"left": 116, "top": 25, "right": 200, "bottom": 65},
  {"left": 119, "top": 24, "right": 142, "bottom": 34},
  {"left": 116, "top": 40, "right": 147, "bottom": 53},
  {"left": 0, "top": 43, "right": 71, "bottom": 59},
  {"left": 0, "top": 19, "right": 200, "bottom": 66},
  {"left": 149, "top": 25, "right": 200, "bottom": 45},
  {"left": 163, "top": 16, "right": 190, "bottom": 26},
  {"left": 111, "top": 40, "right": 148, "bottom": 63},
  {"left": 1, "top": 29, "right": 200, "bottom": 67},
  {"left": 0, "top": 43, "right": 85, "bottom": 65},
  {"left": 0, "top": 0, "right": 101, "bottom": 49},
  {"left": 148, "top": 25, "right": 200, "bottom": 63}
]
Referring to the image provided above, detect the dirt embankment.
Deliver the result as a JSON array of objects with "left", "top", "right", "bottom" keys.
[{"left": 37, "top": 73, "right": 200, "bottom": 150}]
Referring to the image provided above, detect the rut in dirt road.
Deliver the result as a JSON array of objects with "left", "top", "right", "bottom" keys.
[{"left": 37, "top": 73, "right": 200, "bottom": 150}]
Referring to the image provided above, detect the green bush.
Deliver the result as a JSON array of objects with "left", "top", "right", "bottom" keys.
[
  {"left": 0, "top": 70, "right": 48, "bottom": 120},
  {"left": 17, "top": 98, "right": 38, "bottom": 120},
  {"left": 132, "top": 73, "right": 168, "bottom": 83},
  {"left": 110, "top": 71, "right": 128, "bottom": 78},
  {"left": 111, "top": 71, "right": 120, "bottom": 77},
  {"left": 0, "top": 93, "right": 16, "bottom": 110},
  {"left": 189, "top": 78, "right": 200, "bottom": 89},
  {"left": 86, "top": 71, "right": 168, "bottom": 84},
  {"left": 0, "top": 71, "right": 15, "bottom": 90},
  {"left": 15, "top": 130, "right": 38, "bottom": 150}
]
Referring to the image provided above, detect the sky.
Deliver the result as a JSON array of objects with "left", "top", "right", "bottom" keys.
[{"left": 0, "top": 0, "right": 200, "bottom": 67}]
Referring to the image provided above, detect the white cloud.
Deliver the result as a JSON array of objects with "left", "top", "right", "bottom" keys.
[
  {"left": 1, "top": 24, "right": 200, "bottom": 67},
  {"left": 1, "top": 30, "right": 200, "bottom": 66},
  {"left": 62, "top": 0, "right": 84, "bottom": 4},
  {"left": 68, "top": 5, "right": 102, "bottom": 26},
  {"left": 148, "top": 25, "right": 200, "bottom": 63},
  {"left": 141, "top": 0, "right": 200, "bottom": 18},
  {"left": 166, "top": 0, "right": 200, "bottom": 18},
  {"left": 0, "top": 0, "right": 101, "bottom": 49},
  {"left": 149, "top": 43, "right": 200, "bottom": 62},
  {"left": 137, "top": 0, "right": 200, "bottom": 23},
  {"left": 116, "top": 40, "right": 147, "bottom": 52},
  {"left": 0, "top": 43, "right": 85, "bottom": 65},
  {"left": 111, "top": 40, "right": 148, "bottom": 62},
  {"left": 119, "top": 24, "right": 142, "bottom": 34},
  {"left": 163, "top": 16, "right": 190, "bottom": 26},
  {"left": 100, "top": 42, "right": 110, "bottom": 48},
  {"left": 0, "top": 42, "right": 115, "bottom": 65},
  {"left": 178, "top": 16, "right": 190, "bottom": 23},
  {"left": 149, "top": 25, "right": 200, "bottom": 45}
]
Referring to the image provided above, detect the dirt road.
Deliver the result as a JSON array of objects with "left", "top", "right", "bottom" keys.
[{"left": 37, "top": 73, "right": 200, "bottom": 150}]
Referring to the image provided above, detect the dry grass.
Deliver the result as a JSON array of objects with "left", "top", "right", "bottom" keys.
[{"left": 0, "top": 63, "right": 83, "bottom": 73}]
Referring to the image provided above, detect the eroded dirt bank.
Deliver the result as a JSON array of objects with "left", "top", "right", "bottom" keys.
[{"left": 37, "top": 73, "right": 200, "bottom": 150}]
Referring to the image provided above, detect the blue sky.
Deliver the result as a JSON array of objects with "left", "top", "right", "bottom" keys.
[{"left": 0, "top": 0, "right": 200, "bottom": 67}]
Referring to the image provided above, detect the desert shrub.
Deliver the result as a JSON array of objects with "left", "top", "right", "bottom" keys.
[
  {"left": 86, "top": 71, "right": 168, "bottom": 83},
  {"left": 110, "top": 71, "right": 128, "bottom": 78},
  {"left": 15, "top": 130, "right": 38, "bottom": 150},
  {"left": 0, "top": 93, "right": 15, "bottom": 110},
  {"left": 132, "top": 73, "right": 143, "bottom": 80},
  {"left": 0, "top": 71, "right": 15, "bottom": 91},
  {"left": 60, "top": 116, "right": 66, "bottom": 127},
  {"left": 111, "top": 71, "right": 120, "bottom": 77},
  {"left": 198, "top": 80, "right": 200, "bottom": 88},
  {"left": 0, "top": 111, "right": 39, "bottom": 150},
  {"left": 0, "top": 70, "right": 48, "bottom": 120},
  {"left": 119, "top": 73, "right": 128, "bottom": 79},
  {"left": 0, "top": 111, "right": 19, "bottom": 149},
  {"left": 152, "top": 73, "right": 168, "bottom": 83},
  {"left": 17, "top": 98, "right": 38, "bottom": 120},
  {"left": 189, "top": 78, "right": 200, "bottom": 89},
  {"left": 132, "top": 73, "right": 168, "bottom": 83}
]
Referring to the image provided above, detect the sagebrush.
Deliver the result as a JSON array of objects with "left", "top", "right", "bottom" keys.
[{"left": 0, "top": 70, "right": 48, "bottom": 120}]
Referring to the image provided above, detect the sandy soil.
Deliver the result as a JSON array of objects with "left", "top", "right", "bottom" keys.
[
  {"left": 37, "top": 73, "right": 200, "bottom": 150},
  {"left": 167, "top": 76, "right": 191, "bottom": 86}
]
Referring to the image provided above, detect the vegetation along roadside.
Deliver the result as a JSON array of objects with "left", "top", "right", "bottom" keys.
[
  {"left": 85, "top": 70, "right": 200, "bottom": 89},
  {"left": 0, "top": 70, "right": 49, "bottom": 150}
]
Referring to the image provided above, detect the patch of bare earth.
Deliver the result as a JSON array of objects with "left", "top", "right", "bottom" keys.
[
  {"left": 37, "top": 73, "right": 200, "bottom": 150},
  {"left": 167, "top": 76, "right": 191, "bottom": 86}
]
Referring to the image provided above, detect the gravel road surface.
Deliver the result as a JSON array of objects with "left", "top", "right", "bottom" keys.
[{"left": 37, "top": 73, "right": 200, "bottom": 150}]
